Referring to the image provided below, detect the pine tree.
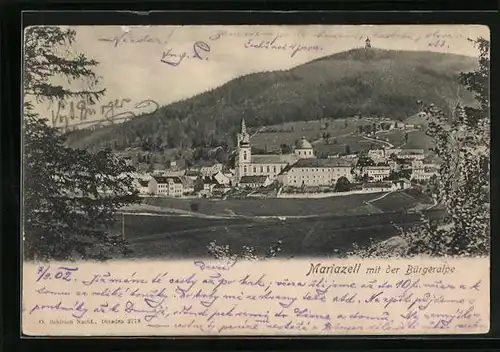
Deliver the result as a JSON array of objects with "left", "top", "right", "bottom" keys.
[{"left": 23, "top": 26, "right": 140, "bottom": 261}]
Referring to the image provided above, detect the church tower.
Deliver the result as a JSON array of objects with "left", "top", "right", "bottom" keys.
[
  {"left": 236, "top": 119, "right": 251, "bottom": 182},
  {"left": 365, "top": 37, "right": 371, "bottom": 49}
]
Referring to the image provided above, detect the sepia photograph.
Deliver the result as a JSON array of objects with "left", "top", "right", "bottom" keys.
[
  {"left": 21, "top": 24, "right": 490, "bottom": 336},
  {"left": 23, "top": 24, "right": 490, "bottom": 262}
]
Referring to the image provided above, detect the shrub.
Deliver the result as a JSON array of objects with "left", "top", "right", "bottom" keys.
[{"left": 190, "top": 202, "right": 200, "bottom": 212}]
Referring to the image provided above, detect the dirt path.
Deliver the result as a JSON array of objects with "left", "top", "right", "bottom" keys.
[
  {"left": 362, "top": 135, "right": 394, "bottom": 148},
  {"left": 366, "top": 191, "right": 394, "bottom": 204}
]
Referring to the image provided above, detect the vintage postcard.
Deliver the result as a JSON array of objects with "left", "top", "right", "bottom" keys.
[{"left": 21, "top": 24, "right": 490, "bottom": 336}]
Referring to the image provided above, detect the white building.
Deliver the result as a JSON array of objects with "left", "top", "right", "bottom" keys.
[
  {"left": 239, "top": 175, "right": 272, "bottom": 189},
  {"left": 213, "top": 171, "right": 232, "bottom": 186},
  {"left": 367, "top": 149, "right": 386, "bottom": 163},
  {"left": 137, "top": 179, "right": 150, "bottom": 195},
  {"left": 398, "top": 149, "right": 425, "bottom": 160},
  {"left": 185, "top": 169, "right": 201, "bottom": 181},
  {"left": 200, "top": 163, "right": 224, "bottom": 177},
  {"left": 385, "top": 148, "right": 402, "bottom": 158},
  {"left": 396, "top": 178, "right": 412, "bottom": 190},
  {"left": 163, "top": 170, "right": 185, "bottom": 177},
  {"left": 201, "top": 176, "right": 220, "bottom": 193},
  {"left": 235, "top": 119, "right": 299, "bottom": 183},
  {"left": 368, "top": 148, "right": 404, "bottom": 163},
  {"left": 148, "top": 176, "right": 184, "bottom": 197},
  {"left": 412, "top": 164, "right": 439, "bottom": 181},
  {"left": 279, "top": 158, "right": 355, "bottom": 187},
  {"left": 364, "top": 165, "right": 391, "bottom": 181}
]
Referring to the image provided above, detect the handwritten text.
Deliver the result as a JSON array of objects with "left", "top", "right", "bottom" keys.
[{"left": 22, "top": 258, "right": 489, "bottom": 336}]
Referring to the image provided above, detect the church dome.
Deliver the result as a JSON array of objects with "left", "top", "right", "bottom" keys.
[{"left": 296, "top": 137, "right": 312, "bottom": 149}]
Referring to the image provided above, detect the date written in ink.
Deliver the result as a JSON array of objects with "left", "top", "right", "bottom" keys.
[{"left": 36, "top": 266, "right": 79, "bottom": 282}]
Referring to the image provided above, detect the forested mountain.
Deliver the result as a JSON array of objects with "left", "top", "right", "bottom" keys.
[{"left": 65, "top": 48, "right": 477, "bottom": 151}]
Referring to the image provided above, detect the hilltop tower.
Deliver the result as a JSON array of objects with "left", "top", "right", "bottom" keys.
[{"left": 236, "top": 119, "right": 251, "bottom": 181}]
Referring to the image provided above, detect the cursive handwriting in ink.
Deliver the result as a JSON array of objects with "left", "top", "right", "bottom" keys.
[
  {"left": 123, "top": 296, "right": 168, "bottom": 323},
  {"left": 194, "top": 259, "right": 237, "bottom": 272},
  {"left": 97, "top": 31, "right": 172, "bottom": 48},
  {"left": 82, "top": 272, "right": 149, "bottom": 286},
  {"left": 244, "top": 36, "right": 323, "bottom": 58},
  {"left": 99, "top": 99, "right": 159, "bottom": 123},
  {"left": 160, "top": 41, "right": 211, "bottom": 66},
  {"left": 50, "top": 98, "right": 159, "bottom": 129},
  {"left": 29, "top": 301, "right": 88, "bottom": 319},
  {"left": 51, "top": 99, "right": 97, "bottom": 127},
  {"left": 26, "top": 260, "right": 488, "bottom": 335},
  {"left": 208, "top": 29, "right": 276, "bottom": 41}
]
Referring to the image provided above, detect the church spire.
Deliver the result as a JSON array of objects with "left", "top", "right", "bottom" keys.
[
  {"left": 238, "top": 118, "right": 250, "bottom": 147},
  {"left": 241, "top": 118, "right": 247, "bottom": 134}
]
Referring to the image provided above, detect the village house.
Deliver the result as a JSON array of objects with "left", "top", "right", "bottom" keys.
[
  {"left": 328, "top": 153, "right": 358, "bottom": 161},
  {"left": 185, "top": 169, "right": 202, "bottom": 181},
  {"left": 364, "top": 165, "right": 391, "bottom": 182},
  {"left": 385, "top": 148, "right": 402, "bottom": 156},
  {"left": 367, "top": 149, "right": 386, "bottom": 163},
  {"left": 200, "top": 163, "right": 224, "bottom": 177},
  {"left": 130, "top": 171, "right": 151, "bottom": 180},
  {"left": 411, "top": 159, "right": 424, "bottom": 168},
  {"left": 239, "top": 175, "right": 272, "bottom": 189},
  {"left": 398, "top": 149, "right": 425, "bottom": 160},
  {"left": 148, "top": 176, "right": 184, "bottom": 197},
  {"left": 137, "top": 179, "right": 150, "bottom": 195},
  {"left": 150, "top": 170, "right": 166, "bottom": 176},
  {"left": 368, "top": 148, "right": 405, "bottom": 163},
  {"left": 213, "top": 183, "right": 232, "bottom": 195},
  {"left": 201, "top": 176, "right": 220, "bottom": 193},
  {"left": 396, "top": 178, "right": 412, "bottom": 190},
  {"left": 163, "top": 170, "right": 185, "bottom": 177},
  {"left": 213, "top": 171, "right": 233, "bottom": 186},
  {"left": 412, "top": 164, "right": 439, "bottom": 181},
  {"left": 279, "top": 158, "right": 355, "bottom": 187}
]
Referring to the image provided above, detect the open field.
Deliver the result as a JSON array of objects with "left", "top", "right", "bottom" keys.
[
  {"left": 250, "top": 117, "right": 433, "bottom": 153},
  {"left": 111, "top": 191, "right": 440, "bottom": 259},
  {"left": 118, "top": 209, "right": 446, "bottom": 259},
  {"left": 373, "top": 130, "right": 405, "bottom": 147},
  {"left": 405, "top": 130, "right": 435, "bottom": 151},
  {"left": 139, "top": 193, "right": 386, "bottom": 217},
  {"left": 249, "top": 117, "right": 391, "bottom": 150},
  {"left": 137, "top": 190, "right": 432, "bottom": 217},
  {"left": 313, "top": 135, "right": 375, "bottom": 155},
  {"left": 369, "top": 191, "right": 433, "bottom": 213}
]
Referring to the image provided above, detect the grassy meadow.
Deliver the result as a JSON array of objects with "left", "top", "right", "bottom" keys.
[
  {"left": 113, "top": 190, "right": 439, "bottom": 259},
  {"left": 250, "top": 116, "right": 433, "bottom": 153},
  {"left": 122, "top": 210, "right": 445, "bottom": 259},
  {"left": 139, "top": 193, "right": 381, "bottom": 217}
]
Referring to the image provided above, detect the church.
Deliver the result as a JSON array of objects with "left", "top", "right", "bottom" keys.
[{"left": 235, "top": 119, "right": 314, "bottom": 183}]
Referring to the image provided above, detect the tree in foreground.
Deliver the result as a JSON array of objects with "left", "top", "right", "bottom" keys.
[
  {"left": 406, "top": 38, "right": 490, "bottom": 257},
  {"left": 23, "top": 26, "right": 140, "bottom": 261},
  {"left": 334, "top": 176, "right": 351, "bottom": 192},
  {"left": 350, "top": 38, "right": 490, "bottom": 258}
]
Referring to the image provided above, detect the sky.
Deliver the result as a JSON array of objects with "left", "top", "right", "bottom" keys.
[{"left": 26, "top": 24, "right": 489, "bottom": 127}]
